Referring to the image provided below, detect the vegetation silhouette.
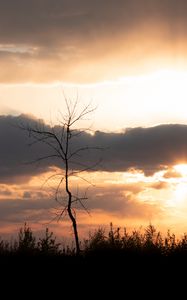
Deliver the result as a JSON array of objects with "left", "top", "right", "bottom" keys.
[
  {"left": 1, "top": 223, "right": 187, "bottom": 260},
  {"left": 1, "top": 222, "right": 187, "bottom": 291}
]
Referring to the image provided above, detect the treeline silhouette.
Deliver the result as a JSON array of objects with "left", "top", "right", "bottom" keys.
[
  {"left": 1, "top": 223, "right": 186, "bottom": 288},
  {"left": 1, "top": 222, "right": 187, "bottom": 259}
]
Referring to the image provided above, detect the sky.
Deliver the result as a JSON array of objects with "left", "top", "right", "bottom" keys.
[{"left": 1, "top": 0, "right": 187, "bottom": 241}]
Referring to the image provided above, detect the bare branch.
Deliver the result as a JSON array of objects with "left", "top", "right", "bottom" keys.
[
  {"left": 70, "top": 173, "right": 95, "bottom": 187},
  {"left": 57, "top": 206, "right": 67, "bottom": 222},
  {"left": 23, "top": 154, "right": 61, "bottom": 165},
  {"left": 70, "top": 158, "right": 103, "bottom": 173},
  {"left": 70, "top": 98, "right": 78, "bottom": 121},
  {"left": 55, "top": 176, "right": 65, "bottom": 203},
  {"left": 68, "top": 146, "right": 102, "bottom": 160},
  {"left": 72, "top": 194, "right": 91, "bottom": 216},
  {"left": 41, "top": 173, "right": 65, "bottom": 189},
  {"left": 19, "top": 97, "right": 101, "bottom": 255},
  {"left": 78, "top": 200, "right": 91, "bottom": 216},
  {"left": 63, "top": 92, "right": 71, "bottom": 119},
  {"left": 20, "top": 124, "right": 66, "bottom": 158},
  {"left": 60, "top": 125, "right": 65, "bottom": 145},
  {"left": 46, "top": 206, "right": 67, "bottom": 224},
  {"left": 70, "top": 102, "right": 96, "bottom": 126}
]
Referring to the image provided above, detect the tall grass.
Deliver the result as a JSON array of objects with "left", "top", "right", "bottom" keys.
[
  {"left": 1, "top": 222, "right": 187, "bottom": 258},
  {"left": 84, "top": 223, "right": 187, "bottom": 258}
]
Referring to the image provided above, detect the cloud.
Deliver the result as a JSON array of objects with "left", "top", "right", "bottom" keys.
[
  {"left": 1, "top": 0, "right": 187, "bottom": 82},
  {"left": 23, "top": 191, "right": 32, "bottom": 199},
  {"left": 0, "top": 181, "right": 161, "bottom": 231},
  {"left": 149, "top": 181, "right": 169, "bottom": 190},
  {"left": 89, "top": 125, "right": 187, "bottom": 175},
  {"left": 0, "top": 198, "right": 52, "bottom": 225},
  {"left": 88, "top": 186, "right": 160, "bottom": 219},
  {"left": 1, "top": 115, "right": 187, "bottom": 183},
  {"left": 0, "top": 114, "right": 51, "bottom": 183},
  {"left": 163, "top": 168, "right": 182, "bottom": 179},
  {"left": 0, "top": 185, "right": 12, "bottom": 196},
  {"left": 1, "top": 0, "right": 187, "bottom": 45}
]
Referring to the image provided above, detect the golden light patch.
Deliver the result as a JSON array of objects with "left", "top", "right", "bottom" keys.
[
  {"left": 163, "top": 165, "right": 187, "bottom": 207},
  {"left": 174, "top": 183, "right": 187, "bottom": 204},
  {"left": 174, "top": 164, "right": 187, "bottom": 177}
]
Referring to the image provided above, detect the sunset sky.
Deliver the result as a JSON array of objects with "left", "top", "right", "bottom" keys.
[{"left": 1, "top": 0, "right": 187, "bottom": 241}]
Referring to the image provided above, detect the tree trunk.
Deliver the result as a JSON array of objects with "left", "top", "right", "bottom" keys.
[
  {"left": 67, "top": 197, "right": 80, "bottom": 255},
  {"left": 65, "top": 126, "right": 80, "bottom": 254}
]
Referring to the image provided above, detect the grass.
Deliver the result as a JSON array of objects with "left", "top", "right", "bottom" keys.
[{"left": 1, "top": 222, "right": 187, "bottom": 259}]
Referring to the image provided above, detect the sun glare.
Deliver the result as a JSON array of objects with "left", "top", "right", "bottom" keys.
[
  {"left": 174, "top": 164, "right": 187, "bottom": 177},
  {"left": 175, "top": 182, "right": 187, "bottom": 202},
  {"left": 166, "top": 164, "right": 187, "bottom": 206}
]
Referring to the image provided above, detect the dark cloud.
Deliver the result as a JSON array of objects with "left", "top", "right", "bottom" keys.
[
  {"left": 0, "top": 115, "right": 51, "bottom": 183},
  {"left": 0, "top": 0, "right": 187, "bottom": 82},
  {"left": 1, "top": 115, "right": 187, "bottom": 182},
  {"left": 0, "top": 182, "right": 161, "bottom": 229},
  {"left": 0, "top": 198, "right": 52, "bottom": 224},
  {"left": 90, "top": 125, "right": 187, "bottom": 175},
  {"left": 1, "top": 0, "right": 187, "bottom": 44},
  {"left": 88, "top": 187, "right": 160, "bottom": 218},
  {"left": 23, "top": 191, "right": 32, "bottom": 199}
]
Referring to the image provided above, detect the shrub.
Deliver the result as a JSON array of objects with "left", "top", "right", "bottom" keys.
[
  {"left": 38, "top": 228, "right": 61, "bottom": 255},
  {"left": 18, "top": 223, "right": 37, "bottom": 254}
]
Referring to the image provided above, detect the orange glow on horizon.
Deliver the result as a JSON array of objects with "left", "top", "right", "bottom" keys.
[{"left": 2, "top": 164, "right": 187, "bottom": 238}]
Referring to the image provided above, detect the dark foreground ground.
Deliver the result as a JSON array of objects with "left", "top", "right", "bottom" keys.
[
  {"left": 0, "top": 252, "right": 186, "bottom": 299},
  {"left": 1, "top": 224, "right": 186, "bottom": 295},
  {"left": 0, "top": 252, "right": 186, "bottom": 280}
]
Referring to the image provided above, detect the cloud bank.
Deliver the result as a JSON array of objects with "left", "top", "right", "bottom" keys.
[
  {"left": 1, "top": 115, "right": 187, "bottom": 183},
  {"left": 0, "top": 180, "right": 162, "bottom": 237},
  {"left": 1, "top": 0, "right": 187, "bottom": 82}
]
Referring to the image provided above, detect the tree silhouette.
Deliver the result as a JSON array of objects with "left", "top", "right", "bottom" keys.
[{"left": 20, "top": 99, "right": 101, "bottom": 254}]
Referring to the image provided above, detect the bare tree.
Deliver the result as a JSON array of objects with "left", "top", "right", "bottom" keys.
[{"left": 19, "top": 99, "right": 101, "bottom": 255}]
